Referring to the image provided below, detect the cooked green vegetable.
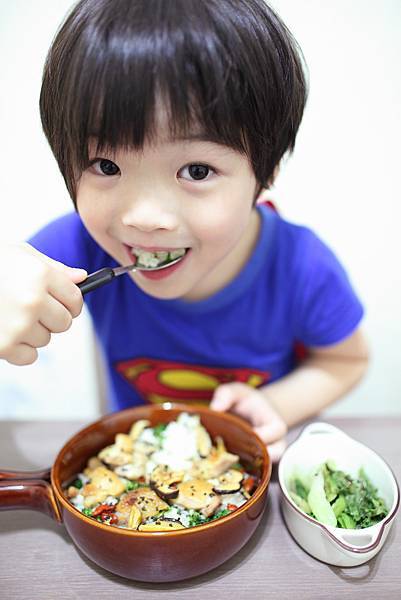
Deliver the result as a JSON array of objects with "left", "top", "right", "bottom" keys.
[
  {"left": 307, "top": 469, "right": 337, "bottom": 527},
  {"left": 288, "top": 462, "right": 388, "bottom": 529}
]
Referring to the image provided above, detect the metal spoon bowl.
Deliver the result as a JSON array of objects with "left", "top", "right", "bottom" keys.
[{"left": 78, "top": 256, "right": 184, "bottom": 295}]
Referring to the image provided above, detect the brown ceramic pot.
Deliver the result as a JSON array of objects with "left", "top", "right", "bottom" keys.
[{"left": 0, "top": 404, "right": 271, "bottom": 582}]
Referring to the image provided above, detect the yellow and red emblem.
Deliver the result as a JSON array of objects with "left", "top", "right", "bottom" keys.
[{"left": 115, "top": 357, "right": 270, "bottom": 406}]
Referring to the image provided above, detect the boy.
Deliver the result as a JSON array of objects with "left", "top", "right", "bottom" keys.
[{"left": 0, "top": 0, "right": 368, "bottom": 460}]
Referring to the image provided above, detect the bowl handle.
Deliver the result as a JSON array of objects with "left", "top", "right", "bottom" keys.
[
  {"left": 0, "top": 468, "right": 62, "bottom": 522},
  {"left": 326, "top": 523, "right": 385, "bottom": 554},
  {"left": 298, "top": 422, "right": 351, "bottom": 441}
]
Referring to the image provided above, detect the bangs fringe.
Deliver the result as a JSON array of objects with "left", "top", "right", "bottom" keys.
[{"left": 40, "top": 0, "right": 307, "bottom": 201}]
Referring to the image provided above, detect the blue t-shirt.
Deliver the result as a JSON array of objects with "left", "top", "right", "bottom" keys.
[{"left": 29, "top": 204, "right": 363, "bottom": 412}]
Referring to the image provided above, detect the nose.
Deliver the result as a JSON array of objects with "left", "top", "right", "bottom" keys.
[{"left": 120, "top": 195, "right": 179, "bottom": 233}]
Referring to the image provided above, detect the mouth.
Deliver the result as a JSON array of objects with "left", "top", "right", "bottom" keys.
[{"left": 126, "top": 246, "right": 189, "bottom": 270}]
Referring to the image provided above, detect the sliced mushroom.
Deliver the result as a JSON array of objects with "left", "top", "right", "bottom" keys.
[
  {"left": 176, "top": 479, "right": 221, "bottom": 517},
  {"left": 150, "top": 465, "right": 184, "bottom": 500},
  {"left": 98, "top": 443, "right": 132, "bottom": 467},
  {"left": 138, "top": 519, "right": 185, "bottom": 532},
  {"left": 212, "top": 469, "right": 244, "bottom": 494},
  {"left": 116, "top": 487, "right": 169, "bottom": 524},
  {"left": 81, "top": 466, "right": 126, "bottom": 508},
  {"left": 129, "top": 419, "right": 151, "bottom": 441},
  {"left": 196, "top": 424, "right": 212, "bottom": 457}
]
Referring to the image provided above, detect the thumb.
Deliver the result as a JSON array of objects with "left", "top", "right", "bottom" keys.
[{"left": 63, "top": 265, "right": 88, "bottom": 284}]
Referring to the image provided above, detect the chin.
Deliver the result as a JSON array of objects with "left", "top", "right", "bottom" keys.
[{"left": 131, "top": 278, "right": 189, "bottom": 300}]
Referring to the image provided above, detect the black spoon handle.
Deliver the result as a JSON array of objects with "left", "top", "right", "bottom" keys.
[{"left": 77, "top": 268, "right": 116, "bottom": 295}]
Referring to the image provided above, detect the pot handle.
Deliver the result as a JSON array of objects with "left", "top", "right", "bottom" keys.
[
  {"left": 0, "top": 468, "right": 62, "bottom": 522},
  {"left": 0, "top": 468, "right": 54, "bottom": 481},
  {"left": 298, "top": 422, "right": 351, "bottom": 441},
  {"left": 325, "top": 523, "right": 385, "bottom": 554}
]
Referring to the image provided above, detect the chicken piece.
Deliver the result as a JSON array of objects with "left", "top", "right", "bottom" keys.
[
  {"left": 67, "top": 486, "right": 80, "bottom": 499},
  {"left": 98, "top": 443, "right": 132, "bottom": 467},
  {"left": 196, "top": 424, "right": 212, "bottom": 457},
  {"left": 116, "top": 487, "right": 169, "bottom": 525},
  {"left": 83, "top": 456, "right": 103, "bottom": 477},
  {"left": 115, "top": 433, "right": 133, "bottom": 453},
  {"left": 191, "top": 450, "right": 239, "bottom": 479},
  {"left": 81, "top": 466, "right": 126, "bottom": 508},
  {"left": 115, "top": 452, "right": 147, "bottom": 479},
  {"left": 134, "top": 441, "right": 158, "bottom": 456},
  {"left": 175, "top": 479, "right": 221, "bottom": 517},
  {"left": 129, "top": 419, "right": 151, "bottom": 441}
]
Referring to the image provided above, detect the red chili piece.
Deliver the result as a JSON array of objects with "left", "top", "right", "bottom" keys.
[
  {"left": 227, "top": 504, "right": 238, "bottom": 511},
  {"left": 92, "top": 503, "right": 116, "bottom": 517},
  {"left": 242, "top": 476, "right": 257, "bottom": 494}
]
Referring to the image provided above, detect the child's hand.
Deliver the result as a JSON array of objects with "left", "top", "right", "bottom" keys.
[
  {"left": 0, "top": 243, "right": 87, "bottom": 366},
  {"left": 210, "top": 382, "right": 288, "bottom": 462}
]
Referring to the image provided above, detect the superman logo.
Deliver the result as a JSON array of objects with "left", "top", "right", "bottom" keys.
[{"left": 115, "top": 357, "right": 270, "bottom": 406}]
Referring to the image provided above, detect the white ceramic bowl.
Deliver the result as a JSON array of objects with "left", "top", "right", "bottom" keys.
[{"left": 278, "top": 422, "right": 400, "bottom": 567}]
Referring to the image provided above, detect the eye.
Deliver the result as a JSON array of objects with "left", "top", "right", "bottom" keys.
[
  {"left": 90, "top": 159, "right": 120, "bottom": 176},
  {"left": 178, "top": 163, "right": 214, "bottom": 182}
]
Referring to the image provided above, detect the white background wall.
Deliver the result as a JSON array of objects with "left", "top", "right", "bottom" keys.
[{"left": 0, "top": 0, "right": 400, "bottom": 419}]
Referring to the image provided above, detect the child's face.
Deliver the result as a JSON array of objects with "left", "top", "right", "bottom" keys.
[{"left": 77, "top": 120, "right": 260, "bottom": 301}]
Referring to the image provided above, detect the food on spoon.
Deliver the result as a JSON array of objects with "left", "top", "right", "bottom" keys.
[
  {"left": 287, "top": 461, "right": 388, "bottom": 528},
  {"left": 65, "top": 413, "right": 258, "bottom": 531},
  {"left": 132, "top": 247, "right": 187, "bottom": 268}
]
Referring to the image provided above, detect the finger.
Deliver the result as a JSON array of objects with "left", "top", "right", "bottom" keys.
[
  {"left": 39, "top": 294, "right": 73, "bottom": 333},
  {"left": 267, "top": 439, "right": 287, "bottom": 463},
  {"left": 254, "top": 419, "right": 287, "bottom": 445},
  {"left": 24, "top": 244, "right": 87, "bottom": 282},
  {"left": 23, "top": 323, "right": 52, "bottom": 349},
  {"left": 5, "top": 343, "right": 38, "bottom": 366},
  {"left": 47, "top": 271, "right": 84, "bottom": 318},
  {"left": 210, "top": 382, "right": 250, "bottom": 411}
]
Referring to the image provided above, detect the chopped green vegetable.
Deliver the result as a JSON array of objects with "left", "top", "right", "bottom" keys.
[
  {"left": 307, "top": 469, "right": 337, "bottom": 527},
  {"left": 72, "top": 478, "right": 83, "bottom": 489},
  {"left": 82, "top": 508, "right": 93, "bottom": 517},
  {"left": 337, "top": 512, "right": 356, "bottom": 528},
  {"left": 289, "top": 491, "right": 312, "bottom": 515},
  {"left": 188, "top": 511, "right": 207, "bottom": 527},
  {"left": 288, "top": 462, "right": 388, "bottom": 529},
  {"left": 125, "top": 480, "right": 146, "bottom": 491},
  {"left": 331, "top": 494, "right": 346, "bottom": 518},
  {"left": 210, "top": 508, "right": 231, "bottom": 520},
  {"left": 153, "top": 423, "right": 167, "bottom": 441}
]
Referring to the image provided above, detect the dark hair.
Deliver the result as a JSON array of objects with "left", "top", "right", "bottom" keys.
[{"left": 40, "top": 0, "right": 307, "bottom": 203}]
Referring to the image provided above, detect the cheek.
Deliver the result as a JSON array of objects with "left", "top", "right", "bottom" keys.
[
  {"left": 76, "top": 183, "right": 112, "bottom": 236},
  {"left": 190, "top": 188, "right": 254, "bottom": 248}
]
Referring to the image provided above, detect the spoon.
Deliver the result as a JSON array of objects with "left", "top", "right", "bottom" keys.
[{"left": 77, "top": 257, "right": 183, "bottom": 295}]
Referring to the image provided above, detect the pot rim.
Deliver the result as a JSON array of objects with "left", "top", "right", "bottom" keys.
[
  {"left": 52, "top": 403, "right": 272, "bottom": 537},
  {"left": 277, "top": 421, "right": 400, "bottom": 554}
]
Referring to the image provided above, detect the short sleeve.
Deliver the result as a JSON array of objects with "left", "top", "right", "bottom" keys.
[{"left": 292, "top": 230, "right": 364, "bottom": 347}]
